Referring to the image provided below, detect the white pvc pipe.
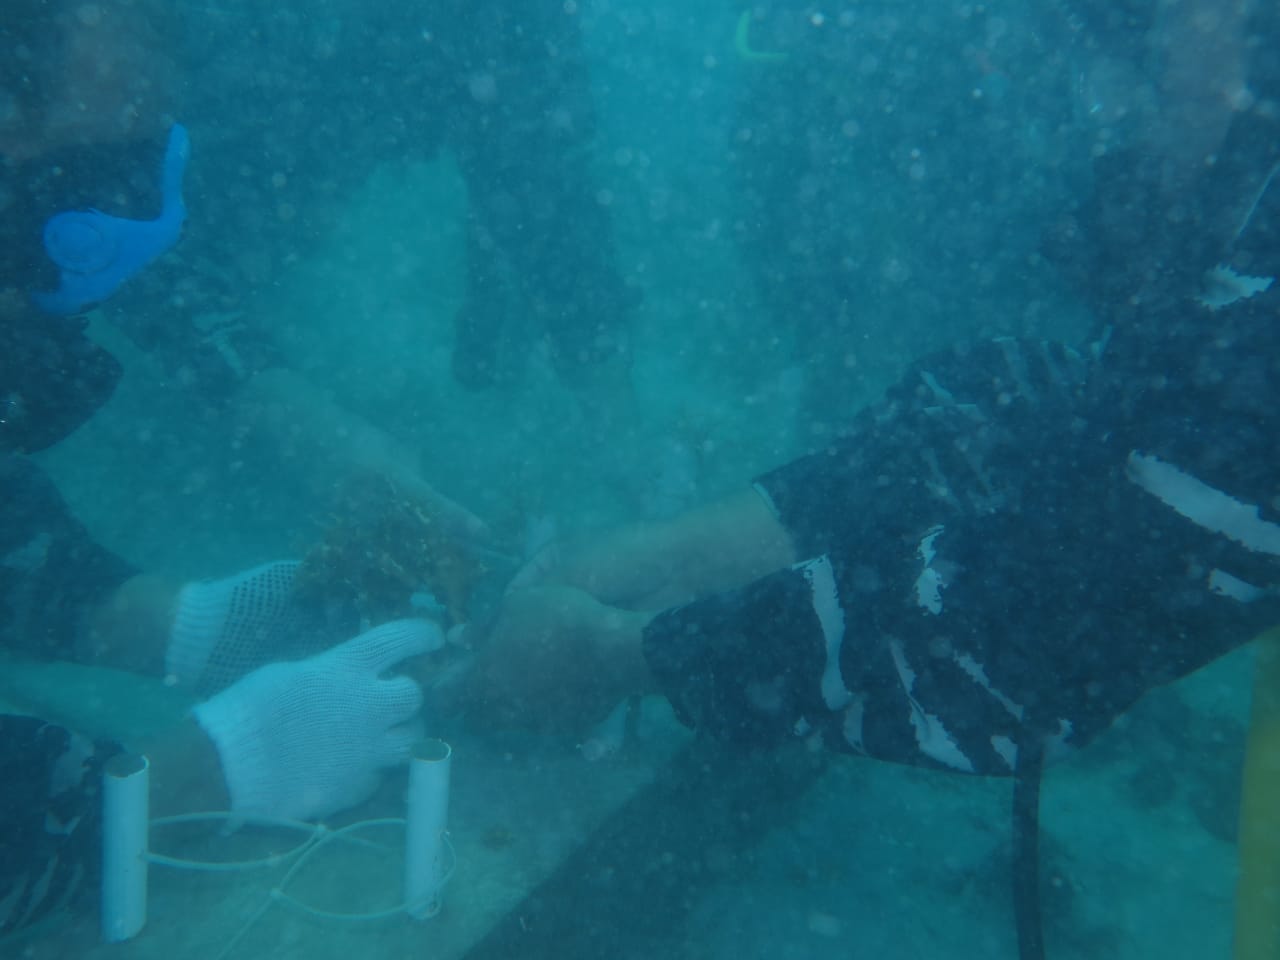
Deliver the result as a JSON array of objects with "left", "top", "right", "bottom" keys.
[
  {"left": 403, "top": 739, "right": 451, "bottom": 919},
  {"left": 101, "top": 753, "right": 149, "bottom": 942}
]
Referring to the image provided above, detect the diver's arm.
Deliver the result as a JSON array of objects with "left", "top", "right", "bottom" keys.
[
  {"left": 136, "top": 719, "right": 230, "bottom": 817},
  {"left": 514, "top": 488, "right": 798, "bottom": 612},
  {"left": 473, "top": 334, "right": 1101, "bottom": 735},
  {"left": 460, "top": 490, "right": 793, "bottom": 735},
  {"left": 460, "top": 585, "right": 654, "bottom": 734},
  {"left": 526, "top": 336, "right": 1095, "bottom": 613},
  {"left": 82, "top": 574, "right": 180, "bottom": 676}
]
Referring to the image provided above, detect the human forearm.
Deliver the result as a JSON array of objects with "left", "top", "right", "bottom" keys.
[
  {"left": 463, "top": 489, "right": 797, "bottom": 734},
  {"left": 459, "top": 585, "right": 655, "bottom": 734},
  {"left": 135, "top": 717, "right": 230, "bottom": 818},
  {"left": 148, "top": 620, "right": 435, "bottom": 822},
  {"left": 82, "top": 574, "right": 180, "bottom": 676},
  {"left": 523, "top": 488, "right": 797, "bottom": 611}
]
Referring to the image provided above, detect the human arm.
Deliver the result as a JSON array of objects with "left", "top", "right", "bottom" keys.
[
  {"left": 461, "top": 585, "right": 654, "bottom": 734},
  {"left": 0, "top": 616, "right": 437, "bottom": 944},
  {"left": 469, "top": 310, "right": 1280, "bottom": 760},
  {"left": 1, "top": 462, "right": 450, "bottom": 817},
  {"left": 136, "top": 716, "right": 230, "bottom": 816},
  {"left": 146, "top": 619, "right": 439, "bottom": 822},
  {"left": 84, "top": 574, "right": 181, "bottom": 676},
  {"left": 455, "top": 488, "right": 795, "bottom": 734},
  {"left": 644, "top": 295, "right": 1280, "bottom": 770},
  {"left": 512, "top": 487, "right": 797, "bottom": 611},
  {"left": 466, "top": 335, "right": 1097, "bottom": 735},
  {"left": 82, "top": 562, "right": 308, "bottom": 691},
  {"left": 0, "top": 484, "right": 438, "bottom": 822}
]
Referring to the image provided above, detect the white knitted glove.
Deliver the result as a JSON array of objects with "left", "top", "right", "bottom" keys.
[
  {"left": 166, "top": 561, "right": 303, "bottom": 691},
  {"left": 193, "top": 619, "right": 443, "bottom": 822}
]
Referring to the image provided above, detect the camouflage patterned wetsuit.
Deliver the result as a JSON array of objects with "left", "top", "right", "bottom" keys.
[{"left": 645, "top": 266, "right": 1280, "bottom": 774}]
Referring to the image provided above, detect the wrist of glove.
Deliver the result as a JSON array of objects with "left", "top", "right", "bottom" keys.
[
  {"left": 193, "top": 619, "right": 442, "bottom": 822},
  {"left": 166, "top": 561, "right": 302, "bottom": 691}
]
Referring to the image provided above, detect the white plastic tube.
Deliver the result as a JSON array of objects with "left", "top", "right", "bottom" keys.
[
  {"left": 101, "top": 753, "right": 149, "bottom": 942},
  {"left": 403, "top": 739, "right": 451, "bottom": 919}
]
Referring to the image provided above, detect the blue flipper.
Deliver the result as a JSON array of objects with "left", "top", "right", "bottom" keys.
[{"left": 34, "top": 123, "right": 190, "bottom": 315}]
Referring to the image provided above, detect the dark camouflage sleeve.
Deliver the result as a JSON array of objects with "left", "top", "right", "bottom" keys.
[{"left": 643, "top": 288, "right": 1280, "bottom": 774}]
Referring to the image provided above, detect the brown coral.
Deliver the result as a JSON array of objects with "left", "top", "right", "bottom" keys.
[{"left": 294, "top": 471, "right": 487, "bottom": 627}]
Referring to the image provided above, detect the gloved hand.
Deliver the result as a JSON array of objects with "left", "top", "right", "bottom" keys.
[
  {"left": 193, "top": 619, "right": 442, "bottom": 822},
  {"left": 166, "top": 560, "right": 304, "bottom": 692}
]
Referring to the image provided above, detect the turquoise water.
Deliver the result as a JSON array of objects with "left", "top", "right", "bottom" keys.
[
  {"left": 21, "top": 0, "right": 1257, "bottom": 957},
  {"left": 41, "top": 0, "right": 1097, "bottom": 570}
]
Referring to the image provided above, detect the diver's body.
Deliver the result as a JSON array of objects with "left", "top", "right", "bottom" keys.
[
  {"left": 557, "top": 38, "right": 1280, "bottom": 755},
  {"left": 653, "top": 8, "right": 1280, "bottom": 753},
  {"left": 0, "top": 9, "right": 406, "bottom": 937},
  {"left": 640, "top": 276, "right": 1279, "bottom": 768},
  {"left": 466, "top": 247, "right": 1278, "bottom": 767},
  {"left": 472, "top": 0, "right": 1280, "bottom": 763}
]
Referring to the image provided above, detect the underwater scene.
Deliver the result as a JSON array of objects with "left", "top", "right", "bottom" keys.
[{"left": 2, "top": 0, "right": 1278, "bottom": 957}]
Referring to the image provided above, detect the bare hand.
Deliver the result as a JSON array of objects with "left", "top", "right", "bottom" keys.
[{"left": 462, "top": 585, "right": 652, "bottom": 734}]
